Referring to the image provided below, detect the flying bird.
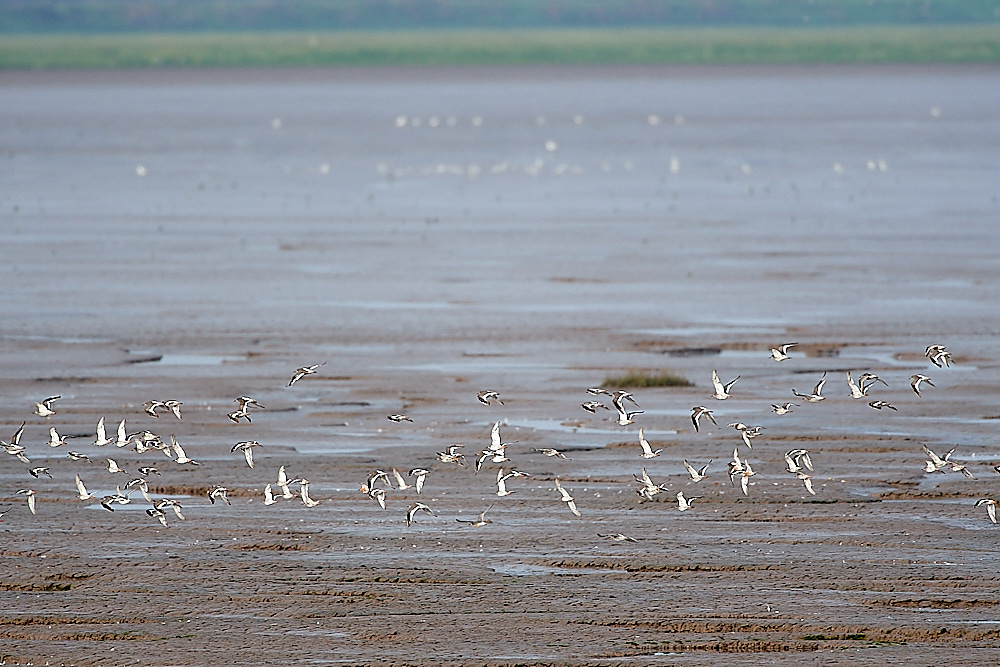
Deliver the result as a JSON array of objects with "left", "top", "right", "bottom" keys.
[
  {"left": 33, "top": 396, "right": 60, "bottom": 418},
  {"left": 637, "top": 428, "right": 661, "bottom": 459},
  {"left": 288, "top": 362, "right": 326, "bottom": 386},
  {"left": 476, "top": 390, "right": 503, "bottom": 406},
  {"left": 406, "top": 502, "right": 435, "bottom": 526},
  {"left": 910, "top": 374, "right": 935, "bottom": 397},
  {"left": 770, "top": 342, "right": 797, "bottom": 362},
  {"left": 792, "top": 372, "right": 827, "bottom": 402},
  {"left": 554, "top": 479, "right": 582, "bottom": 517},
  {"left": 691, "top": 406, "right": 717, "bottom": 433},
  {"left": 711, "top": 370, "right": 739, "bottom": 400}
]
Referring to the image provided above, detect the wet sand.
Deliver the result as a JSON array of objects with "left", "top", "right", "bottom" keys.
[{"left": 1, "top": 65, "right": 1000, "bottom": 665}]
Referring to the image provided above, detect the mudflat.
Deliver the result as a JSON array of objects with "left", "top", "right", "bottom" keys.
[{"left": 1, "top": 65, "right": 999, "bottom": 665}]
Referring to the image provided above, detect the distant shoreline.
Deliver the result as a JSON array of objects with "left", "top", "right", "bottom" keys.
[{"left": 2, "top": 25, "right": 999, "bottom": 70}]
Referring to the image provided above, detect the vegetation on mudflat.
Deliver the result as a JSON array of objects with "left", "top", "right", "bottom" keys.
[
  {"left": 1, "top": 25, "right": 999, "bottom": 69},
  {"left": 603, "top": 371, "right": 693, "bottom": 388}
]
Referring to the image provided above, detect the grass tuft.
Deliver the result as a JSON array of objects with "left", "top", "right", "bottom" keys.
[{"left": 603, "top": 370, "right": 692, "bottom": 388}]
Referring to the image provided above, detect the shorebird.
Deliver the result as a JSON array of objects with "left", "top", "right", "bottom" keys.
[
  {"left": 554, "top": 479, "right": 582, "bottom": 516},
  {"left": 711, "top": 370, "right": 739, "bottom": 400},
  {"left": 15, "top": 489, "right": 36, "bottom": 514},
  {"left": 477, "top": 390, "right": 503, "bottom": 406},
  {"left": 436, "top": 445, "right": 465, "bottom": 465},
  {"left": 100, "top": 489, "right": 131, "bottom": 512},
  {"left": 106, "top": 458, "right": 128, "bottom": 475},
  {"left": 868, "top": 400, "right": 897, "bottom": 411},
  {"left": 74, "top": 474, "right": 96, "bottom": 501},
  {"left": 164, "top": 400, "right": 182, "bottom": 419},
  {"left": 495, "top": 469, "right": 519, "bottom": 497},
  {"left": 29, "top": 466, "right": 52, "bottom": 479},
  {"left": 154, "top": 498, "right": 185, "bottom": 520},
  {"left": 846, "top": 372, "right": 868, "bottom": 399},
  {"left": 227, "top": 408, "right": 250, "bottom": 423},
  {"left": 910, "top": 374, "right": 935, "bottom": 397},
  {"left": 125, "top": 477, "right": 152, "bottom": 502},
  {"left": 739, "top": 461, "right": 757, "bottom": 496},
  {"left": 288, "top": 362, "right": 326, "bottom": 386},
  {"left": 613, "top": 390, "right": 640, "bottom": 408},
  {"left": 2, "top": 422, "right": 29, "bottom": 463},
  {"left": 683, "top": 459, "right": 711, "bottom": 482},
  {"left": 533, "top": 447, "right": 570, "bottom": 459},
  {"left": 231, "top": 440, "right": 260, "bottom": 469},
  {"left": 771, "top": 402, "right": 796, "bottom": 415},
  {"left": 975, "top": 498, "right": 997, "bottom": 524},
  {"left": 637, "top": 428, "right": 661, "bottom": 458},
  {"left": 33, "top": 396, "right": 60, "bottom": 418},
  {"left": 922, "top": 444, "right": 954, "bottom": 472},
  {"left": 784, "top": 449, "right": 814, "bottom": 473},
  {"left": 406, "top": 502, "right": 435, "bottom": 526},
  {"left": 114, "top": 419, "right": 131, "bottom": 448},
  {"left": 581, "top": 401, "right": 610, "bottom": 413},
  {"left": 263, "top": 483, "right": 278, "bottom": 505},
  {"left": 368, "top": 487, "right": 386, "bottom": 510},
  {"left": 300, "top": 481, "right": 320, "bottom": 507},
  {"left": 729, "top": 422, "right": 762, "bottom": 449},
  {"left": 691, "top": 406, "right": 717, "bottom": 433},
  {"left": 277, "top": 465, "right": 295, "bottom": 498},
  {"left": 387, "top": 414, "right": 413, "bottom": 423},
  {"left": 91, "top": 417, "right": 112, "bottom": 447},
  {"left": 391, "top": 468, "right": 412, "bottom": 490},
  {"left": 208, "top": 486, "right": 231, "bottom": 505},
  {"left": 171, "top": 437, "right": 200, "bottom": 465},
  {"left": 144, "top": 400, "right": 181, "bottom": 419},
  {"left": 138, "top": 466, "right": 160, "bottom": 477},
  {"left": 457, "top": 505, "right": 493, "bottom": 527},
  {"left": 235, "top": 395, "right": 265, "bottom": 411},
  {"left": 360, "top": 470, "right": 391, "bottom": 495},
  {"left": 48, "top": 427, "right": 66, "bottom": 448},
  {"left": 676, "top": 491, "right": 701, "bottom": 511},
  {"left": 586, "top": 387, "right": 613, "bottom": 397},
  {"left": 728, "top": 448, "right": 745, "bottom": 485},
  {"left": 409, "top": 468, "right": 430, "bottom": 494},
  {"left": 612, "top": 399, "right": 642, "bottom": 426},
  {"left": 146, "top": 507, "right": 168, "bottom": 527},
  {"left": 858, "top": 373, "right": 888, "bottom": 392},
  {"left": 925, "top": 345, "right": 953, "bottom": 368},
  {"left": 598, "top": 533, "right": 637, "bottom": 542},
  {"left": 633, "top": 468, "right": 668, "bottom": 500},
  {"left": 66, "top": 451, "right": 91, "bottom": 462},
  {"left": 795, "top": 472, "right": 816, "bottom": 495},
  {"left": 489, "top": 420, "right": 517, "bottom": 452},
  {"left": 770, "top": 342, "right": 797, "bottom": 362},
  {"left": 792, "top": 372, "right": 827, "bottom": 402}
]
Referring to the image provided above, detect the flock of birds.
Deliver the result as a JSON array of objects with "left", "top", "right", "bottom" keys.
[{"left": 2, "top": 343, "right": 996, "bottom": 532}]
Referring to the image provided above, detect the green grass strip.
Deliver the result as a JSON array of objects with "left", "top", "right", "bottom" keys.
[{"left": 2, "top": 25, "right": 1000, "bottom": 69}]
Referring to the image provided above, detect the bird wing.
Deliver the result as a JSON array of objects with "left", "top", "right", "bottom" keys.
[
  {"left": 277, "top": 465, "right": 288, "bottom": 486},
  {"left": 814, "top": 373, "right": 827, "bottom": 395},
  {"left": 711, "top": 370, "right": 723, "bottom": 394},
  {"left": 490, "top": 421, "right": 501, "bottom": 449},
  {"left": 741, "top": 475, "right": 750, "bottom": 496},
  {"left": 75, "top": 475, "right": 87, "bottom": 498},
  {"left": 566, "top": 499, "right": 581, "bottom": 517},
  {"left": 989, "top": 503, "right": 997, "bottom": 524},
  {"left": 683, "top": 460, "right": 697, "bottom": 478},
  {"left": 244, "top": 447, "right": 254, "bottom": 469}
]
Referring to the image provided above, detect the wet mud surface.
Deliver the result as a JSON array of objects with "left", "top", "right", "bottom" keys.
[{"left": 1, "top": 65, "right": 999, "bottom": 665}]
